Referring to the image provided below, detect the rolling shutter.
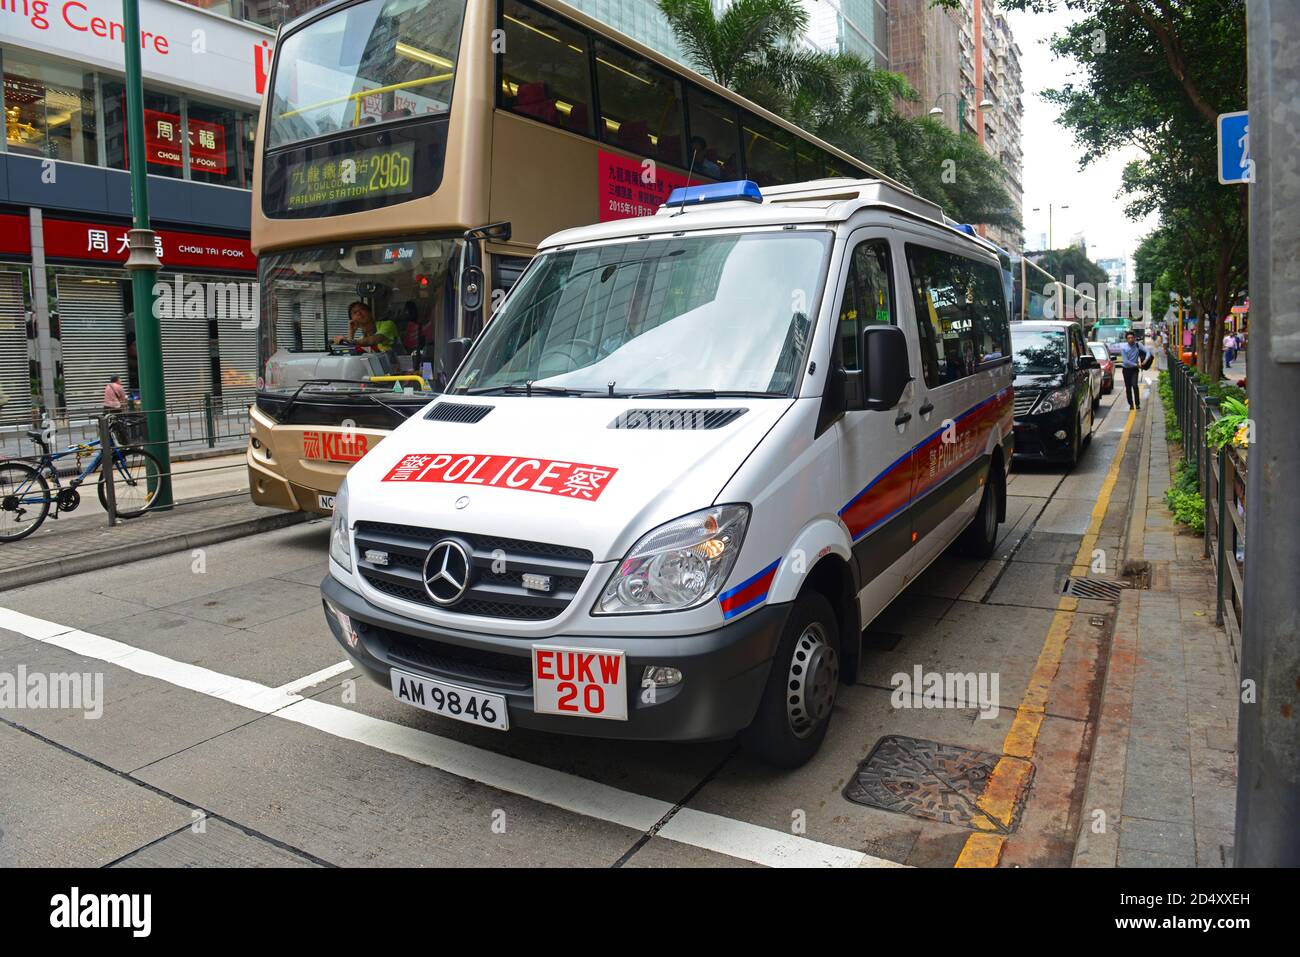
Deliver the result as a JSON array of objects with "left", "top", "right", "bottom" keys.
[
  {"left": 56, "top": 274, "right": 128, "bottom": 413},
  {"left": 211, "top": 276, "right": 259, "bottom": 403},
  {"left": 0, "top": 270, "right": 30, "bottom": 417}
]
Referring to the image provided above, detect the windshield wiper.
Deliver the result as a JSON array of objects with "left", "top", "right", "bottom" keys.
[
  {"left": 463, "top": 383, "right": 592, "bottom": 397},
  {"left": 618, "top": 389, "right": 780, "bottom": 399}
]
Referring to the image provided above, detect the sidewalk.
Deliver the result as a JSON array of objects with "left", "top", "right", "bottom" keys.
[
  {"left": 0, "top": 494, "right": 314, "bottom": 592},
  {"left": 1073, "top": 370, "right": 1239, "bottom": 867}
]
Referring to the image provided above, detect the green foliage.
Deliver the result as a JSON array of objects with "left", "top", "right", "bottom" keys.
[
  {"left": 1165, "top": 459, "right": 1205, "bottom": 534},
  {"left": 1027, "top": 245, "right": 1110, "bottom": 288},
  {"left": 657, "top": 0, "right": 1020, "bottom": 229},
  {"left": 1157, "top": 371, "right": 1182, "bottom": 444}
]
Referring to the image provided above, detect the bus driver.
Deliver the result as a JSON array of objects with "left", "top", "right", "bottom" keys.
[{"left": 335, "top": 301, "right": 397, "bottom": 352}]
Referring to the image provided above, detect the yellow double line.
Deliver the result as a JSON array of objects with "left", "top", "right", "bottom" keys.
[{"left": 955, "top": 407, "right": 1139, "bottom": 867}]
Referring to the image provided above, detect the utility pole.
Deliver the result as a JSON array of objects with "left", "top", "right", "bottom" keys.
[
  {"left": 121, "top": 0, "right": 172, "bottom": 507},
  {"left": 1236, "top": 0, "right": 1300, "bottom": 867}
]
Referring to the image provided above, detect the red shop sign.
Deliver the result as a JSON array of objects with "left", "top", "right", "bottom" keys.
[
  {"left": 597, "top": 149, "right": 695, "bottom": 222},
  {"left": 0, "top": 214, "right": 33, "bottom": 256},
  {"left": 42, "top": 219, "right": 255, "bottom": 272},
  {"left": 143, "top": 108, "right": 228, "bottom": 175}
]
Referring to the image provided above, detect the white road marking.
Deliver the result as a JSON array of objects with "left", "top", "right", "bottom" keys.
[
  {"left": 275, "top": 660, "right": 355, "bottom": 696},
  {"left": 0, "top": 608, "right": 903, "bottom": 869}
]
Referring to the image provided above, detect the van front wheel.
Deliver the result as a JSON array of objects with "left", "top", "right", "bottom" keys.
[{"left": 743, "top": 592, "right": 840, "bottom": 768}]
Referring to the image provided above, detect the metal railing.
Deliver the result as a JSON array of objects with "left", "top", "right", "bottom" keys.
[
  {"left": 1, "top": 395, "right": 253, "bottom": 527},
  {"left": 1165, "top": 349, "right": 1246, "bottom": 649}
]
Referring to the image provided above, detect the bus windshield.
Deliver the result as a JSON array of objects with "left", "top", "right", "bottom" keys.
[
  {"left": 268, "top": 0, "right": 467, "bottom": 149},
  {"left": 257, "top": 236, "right": 463, "bottom": 396},
  {"left": 451, "top": 231, "right": 831, "bottom": 396}
]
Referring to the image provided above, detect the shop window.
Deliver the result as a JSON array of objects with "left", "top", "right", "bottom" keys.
[
  {"left": 103, "top": 83, "right": 185, "bottom": 179},
  {"left": 499, "top": 0, "right": 594, "bottom": 136},
  {"left": 593, "top": 40, "right": 685, "bottom": 168},
  {"left": 3, "top": 56, "right": 97, "bottom": 164},
  {"left": 186, "top": 99, "right": 251, "bottom": 188},
  {"left": 685, "top": 89, "right": 740, "bottom": 181}
]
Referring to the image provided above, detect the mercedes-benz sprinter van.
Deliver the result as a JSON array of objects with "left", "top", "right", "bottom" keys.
[{"left": 321, "top": 178, "right": 1013, "bottom": 766}]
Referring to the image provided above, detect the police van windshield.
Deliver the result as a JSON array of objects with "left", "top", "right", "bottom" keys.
[{"left": 451, "top": 231, "right": 831, "bottom": 397}]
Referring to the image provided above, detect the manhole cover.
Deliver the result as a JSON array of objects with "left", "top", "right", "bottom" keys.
[
  {"left": 843, "top": 735, "right": 1034, "bottom": 832},
  {"left": 1061, "top": 577, "right": 1127, "bottom": 601}
]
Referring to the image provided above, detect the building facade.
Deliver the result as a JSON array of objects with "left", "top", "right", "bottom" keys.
[
  {"left": 801, "top": 0, "right": 889, "bottom": 67},
  {"left": 0, "top": 0, "right": 286, "bottom": 419},
  {"left": 888, "top": 0, "right": 960, "bottom": 124}
]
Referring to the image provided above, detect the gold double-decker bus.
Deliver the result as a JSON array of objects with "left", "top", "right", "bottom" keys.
[{"left": 249, "top": 0, "right": 892, "bottom": 514}]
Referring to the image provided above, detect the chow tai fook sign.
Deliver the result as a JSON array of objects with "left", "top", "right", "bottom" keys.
[
  {"left": 42, "top": 218, "right": 255, "bottom": 272},
  {"left": 0, "top": 0, "right": 274, "bottom": 108},
  {"left": 597, "top": 150, "right": 695, "bottom": 222},
  {"left": 140, "top": 107, "right": 227, "bottom": 174}
]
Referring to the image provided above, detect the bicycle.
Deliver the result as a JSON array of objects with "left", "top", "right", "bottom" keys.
[{"left": 0, "top": 427, "right": 165, "bottom": 543}]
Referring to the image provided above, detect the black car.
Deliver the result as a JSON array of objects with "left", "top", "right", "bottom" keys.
[{"left": 1010, "top": 320, "right": 1097, "bottom": 466}]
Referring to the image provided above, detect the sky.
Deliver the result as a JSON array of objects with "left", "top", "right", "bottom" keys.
[{"left": 1007, "top": 6, "right": 1158, "bottom": 277}]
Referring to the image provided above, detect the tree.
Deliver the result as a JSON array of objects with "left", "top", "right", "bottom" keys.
[
  {"left": 658, "top": 0, "right": 1020, "bottom": 231},
  {"left": 1001, "top": 0, "right": 1248, "bottom": 376}
]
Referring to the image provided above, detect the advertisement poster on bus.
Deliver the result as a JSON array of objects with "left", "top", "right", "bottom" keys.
[{"left": 597, "top": 150, "right": 694, "bottom": 221}]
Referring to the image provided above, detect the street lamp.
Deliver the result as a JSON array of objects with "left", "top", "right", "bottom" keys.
[
  {"left": 1031, "top": 203, "right": 1070, "bottom": 253},
  {"left": 929, "top": 92, "right": 992, "bottom": 134}
]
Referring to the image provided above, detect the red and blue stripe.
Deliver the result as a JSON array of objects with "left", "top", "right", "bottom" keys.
[{"left": 718, "top": 558, "right": 781, "bottom": 619}]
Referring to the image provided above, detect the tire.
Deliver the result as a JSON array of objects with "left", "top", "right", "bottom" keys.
[
  {"left": 98, "top": 447, "right": 164, "bottom": 519},
  {"left": 743, "top": 591, "right": 841, "bottom": 769},
  {"left": 1066, "top": 421, "right": 1081, "bottom": 467},
  {"left": 957, "top": 463, "right": 1000, "bottom": 558},
  {"left": 0, "top": 461, "right": 51, "bottom": 543}
]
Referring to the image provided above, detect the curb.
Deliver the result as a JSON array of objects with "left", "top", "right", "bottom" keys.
[
  {"left": 0, "top": 510, "right": 314, "bottom": 592},
  {"left": 1071, "top": 397, "right": 1152, "bottom": 867}
]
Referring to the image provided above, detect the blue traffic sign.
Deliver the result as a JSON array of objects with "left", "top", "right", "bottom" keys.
[{"left": 1218, "top": 111, "right": 1252, "bottom": 184}]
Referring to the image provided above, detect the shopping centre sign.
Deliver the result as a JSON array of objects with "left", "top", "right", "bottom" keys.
[{"left": 0, "top": 0, "right": 274, "bottom": 107}]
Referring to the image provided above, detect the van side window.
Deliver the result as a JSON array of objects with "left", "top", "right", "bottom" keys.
[
  {"left": 904, "top": 244, "right": 1006, "bottom": 387},
  {"left": 836, "top": 239, "right": 895, "bottom": 372}
]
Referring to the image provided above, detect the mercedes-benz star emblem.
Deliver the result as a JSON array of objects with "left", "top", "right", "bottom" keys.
[
  {"left": 422, "top": 540, "right": 470, "bottom": 606},
  {"left": 455, "top": 495, "right": 470, "bottom": 510}
]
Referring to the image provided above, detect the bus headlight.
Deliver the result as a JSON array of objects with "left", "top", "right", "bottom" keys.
[
  {"left": 595, "top": 505, "right": 750, "bottom": 615},
  {"left": 329, "top": 478, "right": 352, "bottom": 572}
]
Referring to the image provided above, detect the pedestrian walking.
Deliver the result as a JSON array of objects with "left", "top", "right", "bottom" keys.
[
  {"left": 1119, "top": 331, "right": 1150, "bottom": 410},
  {"left": 1223, "top": 331, "right": 1236, "bottom": 368}
]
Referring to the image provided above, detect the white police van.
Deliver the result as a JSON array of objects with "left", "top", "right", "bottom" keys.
[{"left": 322, "top": 178, "right": 1013, "bottom": 767}]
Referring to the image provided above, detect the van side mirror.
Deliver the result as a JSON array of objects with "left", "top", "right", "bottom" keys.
[
  {"left": 1077, "top": 354, "right": 1096, "bottom": 370},
  {"left": 446, "top": 337, "right": 472, "bottom": 372},
  {"left": 853, "top": 325, "right": 911, "bottom": 411}
]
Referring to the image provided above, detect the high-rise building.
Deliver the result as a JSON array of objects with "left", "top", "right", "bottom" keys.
[
  {"left": 562, "top": 0, "right": 697, "bottom": 64},
  {"left": 888, "top": 0, "right": 961, "bottom": 124},
  {"left": 801, "top": 0, "right": 890, "bottom": 68},
  {"left": 953, "top": 1, "right": 1024, "bottom": 251}
]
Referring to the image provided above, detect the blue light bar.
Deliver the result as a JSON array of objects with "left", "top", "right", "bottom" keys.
[
  {"left": 954, "top": 223, "right": 978, "bottom": 236},
  {"left": 665, "top": 180, "right": 763, "bottom": 209}
]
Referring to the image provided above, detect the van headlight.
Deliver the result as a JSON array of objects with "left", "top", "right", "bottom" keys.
[
  {"left": 329, "top": 478, "right": 352, "bottom": 572},
  {"left": 595, "top": 505, "right": 750, "bottom": 615},
  {"left": 1033, "top": 388, "right": 1073, "bottom": 413}
]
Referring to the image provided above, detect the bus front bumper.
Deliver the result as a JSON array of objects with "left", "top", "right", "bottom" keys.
[{"left": 320, "top": 574, "right": 787, "bottom": 742}]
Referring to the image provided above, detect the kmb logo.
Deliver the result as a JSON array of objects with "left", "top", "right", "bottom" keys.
[{"left": 303, "top": 430, "right": 369, "bottom": 463}]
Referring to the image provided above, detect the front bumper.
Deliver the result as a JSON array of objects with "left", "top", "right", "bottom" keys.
[
  {"left": 1012, "top": 407, "right": 1075, "bottom": 460},
  {"left": 320, "top": 574, "right": 788, "bottom": 742}
]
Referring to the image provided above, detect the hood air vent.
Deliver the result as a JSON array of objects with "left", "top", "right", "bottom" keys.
[
  {"left": 425, "top": 402, "right": 494, "bottom": 424},
  {"left": 610, "top": 408, "right": 747, "bottom": 430}
]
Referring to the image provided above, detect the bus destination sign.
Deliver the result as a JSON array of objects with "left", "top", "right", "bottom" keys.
[{"left": 284, "top": 143, "right": 416, "bottom": 211}]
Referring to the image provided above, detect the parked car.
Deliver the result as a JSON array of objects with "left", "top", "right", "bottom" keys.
[
  {"left": 1010, "top": 320, "right": 1096, "bottom": 466},
  {"left": 1088, "top": 341, "right": 1115, "bottom": 395},
  {"left": 321, "top": 178, "right": 1015, "bottom": 768}
]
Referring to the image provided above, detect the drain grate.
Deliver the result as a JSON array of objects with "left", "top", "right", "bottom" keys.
[
  {"left": 1061, "top": 577, "right": 1128, "bottom": 602},
  {"left": 843, "top": 735, "right": 1033, "bottom": 832}
]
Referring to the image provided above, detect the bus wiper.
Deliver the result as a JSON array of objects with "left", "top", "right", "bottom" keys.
[
  {"left": 620, "top": 389, "right": 779, "bottom": 399},
  {"left": 464, "top": 383, "right": 590, "bottom": 396}
]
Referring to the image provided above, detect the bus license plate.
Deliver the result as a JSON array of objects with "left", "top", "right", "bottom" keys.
[
  {"left": 390, "top": 670, "right": 508, "bottom": 730},
  {"left": 318, "top": 494, "right": 335, "bottom": 511}
]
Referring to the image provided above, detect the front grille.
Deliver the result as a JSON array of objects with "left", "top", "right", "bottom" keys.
[
  {"left": 354, "top": 521, "right": 592, "bottom": 621},
  {"left": 377, "top": 628, "right": 532, "bottom": 690},
  {"left": 1013, "top": 390, "right": 1039, "bottom": 416}
]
